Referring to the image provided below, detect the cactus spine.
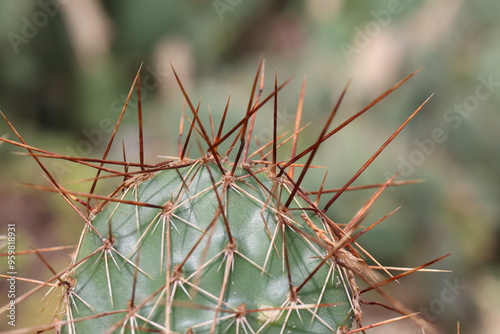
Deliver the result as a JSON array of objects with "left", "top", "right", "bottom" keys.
[{"left": 0, "top": 61, "right": 441, "bottom": 333}]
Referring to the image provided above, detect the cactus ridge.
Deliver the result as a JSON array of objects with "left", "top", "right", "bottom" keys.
[{"left": 0, "top": 61, "right": 446, "bottom": 334}]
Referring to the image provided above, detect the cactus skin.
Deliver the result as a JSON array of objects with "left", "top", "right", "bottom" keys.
[{"left": 66, "top": 161, "right": 354, "bottom": 333}]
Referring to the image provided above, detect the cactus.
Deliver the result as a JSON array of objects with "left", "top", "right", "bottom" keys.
[{"left": 0, "top": 61, "right": 445, "bottom": 333}]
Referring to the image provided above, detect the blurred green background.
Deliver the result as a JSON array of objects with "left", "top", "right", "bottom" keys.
[{"left": 1, "top": 0, "right": 499, "bottom": 332}]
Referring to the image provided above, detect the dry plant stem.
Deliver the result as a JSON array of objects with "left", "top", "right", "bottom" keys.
[{"left": 0, "top": 63, "right": 446, "bottom": 334}]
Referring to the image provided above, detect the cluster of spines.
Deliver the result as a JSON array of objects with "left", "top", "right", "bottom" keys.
[{"left": 0, "top": 59, "right": 450, "bottom": 334}]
